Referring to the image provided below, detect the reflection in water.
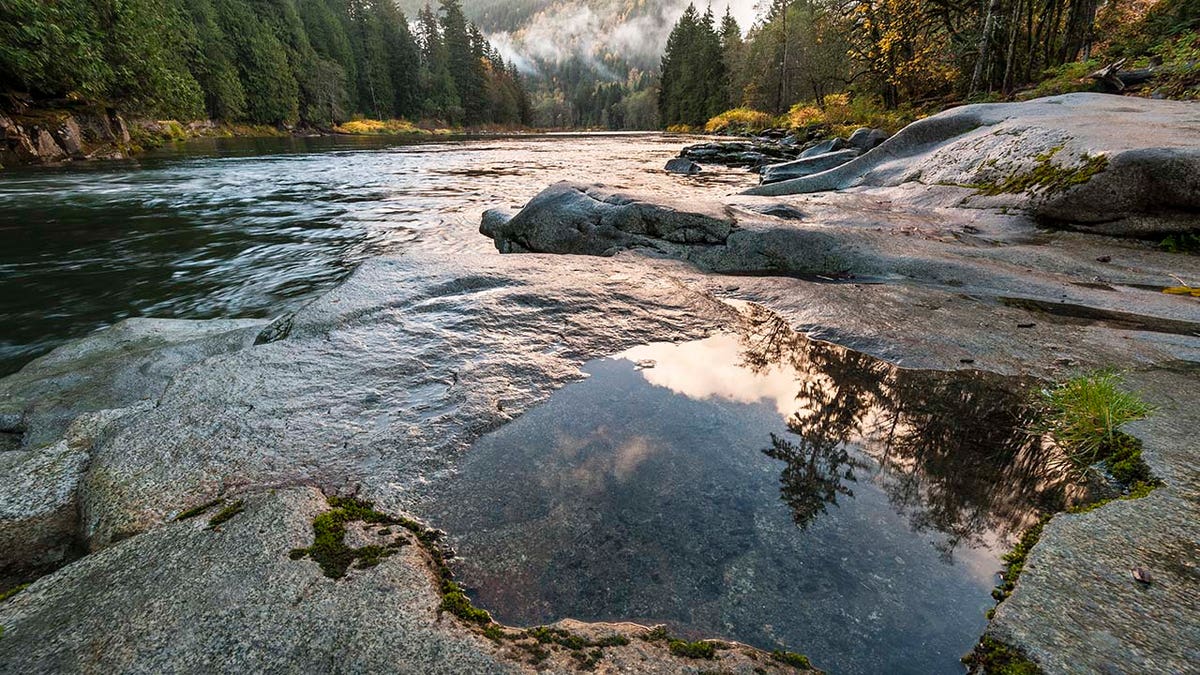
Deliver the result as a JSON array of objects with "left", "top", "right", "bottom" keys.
[
  {"left": 735, "top": 305, "right": 1069, "bottom": 555},
  {"left": 425, "top": 303, "right": 1072, "bottom": 675}
]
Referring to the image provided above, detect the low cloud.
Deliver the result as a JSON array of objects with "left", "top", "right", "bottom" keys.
[{"left": 489, "top": 0, "right": 760, "bottom": 76}]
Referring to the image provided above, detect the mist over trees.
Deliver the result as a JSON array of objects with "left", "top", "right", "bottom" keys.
[{"left": 0, "top": 0, "right": 531, "bottom": 127}]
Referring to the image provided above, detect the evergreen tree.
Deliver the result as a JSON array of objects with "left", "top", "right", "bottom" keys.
[
  {"left": 439, "top": 0, "right": 486, "bottom": 124},
  {"left": 416, "top": 3, "right": 460, "bottom": 121}
]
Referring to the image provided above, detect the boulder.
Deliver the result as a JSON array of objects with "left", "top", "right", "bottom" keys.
[
  {"left": 743, "top": 93, "right": 1200, "bottom": 236},
  {"left": 760, "top": 149, "right": 862, "bottom": 184},
  {"left": 32, "top": 128, "right": 66, "bottom": 163},
  {"left": 799, "top": 137, "right": 850, "bottom": 158},
  {"left": 680, "top": 140, "right": 802, "bottom": 168},
  {"left": 51, "top": 117, "right": 84, "bottom": 158},
  {"left": 665, "top": 157, "right": 702, "bottom": 174},
  {"left": 847, "top": 127, "right": 889, "bottom": 150},
  {"left": 480, "top": 181, "right": 736, "bottom": 256}
]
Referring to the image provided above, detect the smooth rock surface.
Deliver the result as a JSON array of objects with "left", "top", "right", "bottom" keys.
[
  {"left": 799, "top": 137, "right": 849, "bottom": 158},
  {"left": 760, "top": 148, "right": 862, "bottom": 184},
  {"left": 744, "top": 93, "right": 1200, "bottom": 236}
]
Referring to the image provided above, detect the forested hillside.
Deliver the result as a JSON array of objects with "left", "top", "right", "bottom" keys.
[
  {"left": 660, "top": 0, "right": 1199, "bottom": 130},
  {"left": 0, "top": 0, "right": 530, "bottom": 127},
  {"left": 398, "top": 0, "right": 757, "bottom": 129}
]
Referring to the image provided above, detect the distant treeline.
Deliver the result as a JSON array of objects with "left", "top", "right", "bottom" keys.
[
  {"left": 0, "top": 0, "right": 531, "bottom": 127},
  {"left": 660, "top": 0, "right": 1199, "bottom": 128}
]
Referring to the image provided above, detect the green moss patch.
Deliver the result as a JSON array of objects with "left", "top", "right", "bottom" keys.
[
  {"left": 0, "top": 583, "right": 30, "bottom": 603},
  {"left": 289, "top": 496, "right": 808, "bottom": 670},
  {"left": 207, "top": 499, "right": 245, "bottom": 528},
  {"left": 772, "top": 650, "right": 813, "bottom": 668},
  {"left": 287, "top": 496, "right": 410, "bottom": 579},
  {"left": 176, "top": 499, "right": 222, "bottom": 521},
  {"left": 962, "top": 636, "right": 1042, "bottom": 674},
  {"left": 973, "top": 147, "right": 1108, "bottom": 197},
  {"left": 668, "top": 639, "right": 718, "bottom": 659}
]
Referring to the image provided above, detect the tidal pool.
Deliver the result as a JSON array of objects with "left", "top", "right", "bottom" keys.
[{"left": 424, "top": 304, "right": 1071, "bottom": 674}]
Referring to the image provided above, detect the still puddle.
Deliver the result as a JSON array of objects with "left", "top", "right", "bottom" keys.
[{"left": 424, "top": 304, "right": 1070, "bottom": 674}]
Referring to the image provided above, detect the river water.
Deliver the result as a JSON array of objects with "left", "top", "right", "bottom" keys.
[{"left": 0, "top": 133, "right": 750, "bottom": 376}]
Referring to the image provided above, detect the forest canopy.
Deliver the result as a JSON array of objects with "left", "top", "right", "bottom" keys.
[
  {"left": 659, "top": 0, "right": 1199, "bottom": 130},
  {"left": 0, "top": 0, "right": 531, "bottom": 127}
]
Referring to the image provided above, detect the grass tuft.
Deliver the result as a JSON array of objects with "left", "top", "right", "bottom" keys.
[{"left": 1033, "top": 370, "right": 1153, "bottom": 479}]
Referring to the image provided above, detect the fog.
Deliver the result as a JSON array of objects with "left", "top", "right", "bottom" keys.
[{"left": 487, "top": 0, "right": 761, "bottom": 75}]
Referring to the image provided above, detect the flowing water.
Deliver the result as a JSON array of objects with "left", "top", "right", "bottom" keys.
[
  {"left": 0, "top": 133, "right": 749, "bottom": 376},
  {"left": 2, "top": 134, "right": 1069, "bottom": 673}
]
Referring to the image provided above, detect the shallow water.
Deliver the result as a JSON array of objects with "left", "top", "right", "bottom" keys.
[
  {"left": 424, "top": 303, "right": 1069, "bottom": 675},
  {"left": 0, "top": 133, "right": 750, "bottom": 376}
]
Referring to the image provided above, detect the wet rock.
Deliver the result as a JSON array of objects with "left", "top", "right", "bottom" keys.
[
  {"left": 680, "top": 140, "right": 801, "bottom": 168},
  {"left": 664, "top": 157, "right": 701, "bottom": 174},
  {"left": 760, "top": 148, "right": 862, "bottom": 184},
  {"left": 743, "top": 93, "right": 1200, "bottom": 237},
  {"left": 480, "top": 181, "right": 735, "bottom": 256},
  {"left": 847, "top": 127, "right": 889, "bottom": 150}
]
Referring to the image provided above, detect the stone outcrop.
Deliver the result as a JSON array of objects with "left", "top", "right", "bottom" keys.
[
  {"left": 0, "top": 105, "right": 134, "bottom": 168},
  {"left": 480, "top": 181, "right": 736, "bottom": 255},
  {"left": 760, "top": 148, "right": 862, "bottom": 184},
  {"left": 743, "top": 93, "right": 1200, "bottom": 236}
]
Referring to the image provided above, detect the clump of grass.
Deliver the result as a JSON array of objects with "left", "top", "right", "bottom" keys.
[
  {"left": 704, "top": 107, "right": 775, "bottom": 134},
  {"left": 1160, "top": 232, "right": 1200, "bottom": 254},
  {"left": 207, "top": 499, "right": 245, "bottom": 528},
  {"left": 333, "top": 118, "right": 425, "bottom": 135},
  {"left": 1033, "top": 370, "right": 1153, "bottom": 481}
]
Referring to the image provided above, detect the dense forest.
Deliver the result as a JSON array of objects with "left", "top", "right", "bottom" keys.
[
  {"left": 659, "top": 0, "right": 1200, "bottom": 129},
  {"left": 0, "top": 0, "right": 531, "bottom": 127},
  {"left": 396, "top": 0, "right": 699, "bottom": 129}
]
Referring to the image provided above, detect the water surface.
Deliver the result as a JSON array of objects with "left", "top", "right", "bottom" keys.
[
  {"left": 0, "top": 133, "right": 748, "bottom": 376},
  {"left": 424, "top": 303, "right": 1069, "bottom": 675}
]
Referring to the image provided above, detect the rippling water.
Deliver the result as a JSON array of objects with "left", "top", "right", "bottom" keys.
[{"left": 0, "top": 133, "right": 753, "bottom": 376}]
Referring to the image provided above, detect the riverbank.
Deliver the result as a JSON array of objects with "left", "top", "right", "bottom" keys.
[
  {"left": 0, "top": 99, "right": 533, "bottom": 169},
  {"left": 0, "top": 94, "right": 1196, "bottom": 672}
]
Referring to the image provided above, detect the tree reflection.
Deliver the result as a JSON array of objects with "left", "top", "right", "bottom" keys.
[{"left": 739, "top": 303, "right": 1070, "bottom": 556}]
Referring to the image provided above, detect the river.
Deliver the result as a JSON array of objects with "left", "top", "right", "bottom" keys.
[{"left": 0, "top": 133, "right": 751, "bottom": 377}]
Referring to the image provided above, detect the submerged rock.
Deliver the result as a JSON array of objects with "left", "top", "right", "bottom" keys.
[{"left": 743, "top": 93, "right": 1200, "bottom": 236}]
